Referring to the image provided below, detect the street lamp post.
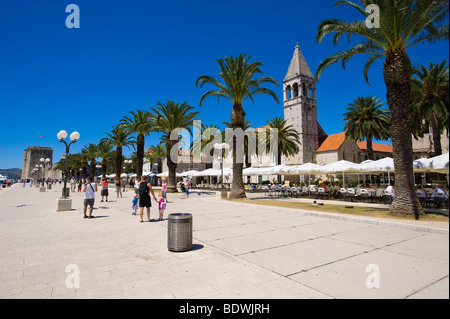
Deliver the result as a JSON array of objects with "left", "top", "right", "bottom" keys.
[
  {"left": 39, "top": 158, "right": 51, "bottom": 191},
  {"left": 57, "top": 130, "right": 80, "bottom": 211},
  {"left": 32, "top": 167, "right": 38, "bottom": 187},
  {"left": 40, "top": 159, "right": 45, "bottom": 187}
]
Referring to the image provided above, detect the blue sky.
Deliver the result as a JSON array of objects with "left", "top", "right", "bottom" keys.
[{"left": 0, "top": 0, "right": 448, "bottom": 169}]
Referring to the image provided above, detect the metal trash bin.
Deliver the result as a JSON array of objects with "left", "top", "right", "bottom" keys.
[{"left": 168, "top": 213, "right": 192, "bottom": 252}]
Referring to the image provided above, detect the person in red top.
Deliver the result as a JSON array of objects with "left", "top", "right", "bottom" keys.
[{"left": 100, "top": 178, "right": 109, "bottom": 202}]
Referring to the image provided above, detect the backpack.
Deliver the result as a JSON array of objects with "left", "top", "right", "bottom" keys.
[
  {"left": 160, "top": 201, "right": 166, "bottom": 210},
  {"left": 138, "top": 182, "right": 149, "bottom": 196}
]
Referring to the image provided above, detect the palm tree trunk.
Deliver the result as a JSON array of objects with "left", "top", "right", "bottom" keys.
[
  {"left": 116, "top": 147, "right": 122, "bottom": 181},
  {"left": 166, "top": 140, "right": 178, "bottom": 193},
  {"left": 90, "top": 158, "right": 96, "bottom": 179},
  {"left": 158, "top": 158, "right": 163, "bottom": 174},
  {"left": 82, "top": 161, "right": 87, "bottom": 180},
  {"left": 431, "top": 113, "right": 442, "bottom": 156},
  {"left": 277, "top": 149, "right": 282, "bottom": 185},
  {"left": 366, "top": 136, "right": 374, "bottom": 161},
  {"left": 136, "top": 134, "right": 145, "bottom": 179},
  {"left": 383, "top": 51, "right": 423, "bottom": 219},
  {"left": 102, "top": 159, "right": 107, "bottom": 178},
  {"left": 230, "top": 104, "right": 246, "bottom": 199},
  {"left": 245, "top": 139, "right": 254, "bottom": 184}
]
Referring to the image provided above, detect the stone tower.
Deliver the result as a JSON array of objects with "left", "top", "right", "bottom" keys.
[
  {"left": 21, "top": 146, "right": 54, "bottom": 179},
  {"left": 283, "top": 44, "right": 319, "bottom": 165}
]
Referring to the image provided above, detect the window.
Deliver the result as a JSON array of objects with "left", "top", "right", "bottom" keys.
[
  {"left": 285, "top": 86, "right": 291, "bottom": 99},
  {"left": 293, "top": 83, "right": 299, "bottom": 97},
  {"left": 302, "top": 83, "right": 307, "bottom": 96}
]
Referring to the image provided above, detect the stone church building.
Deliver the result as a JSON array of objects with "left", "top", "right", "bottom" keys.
[
  {"left": 280, "top": 44, "right": 393, "bottom": 167},
  {"left": 280, "top": 44, "right": 447, "bottom": 167}
]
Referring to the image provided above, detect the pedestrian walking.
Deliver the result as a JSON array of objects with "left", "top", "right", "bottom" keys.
[
  {"left": 185, "top": 179, "right": 190, "bottom": 199},
  {"left": 83, "top": 176, "right": 97, "bottom": 219},
  {"left": 115, "top": 179, "right": 123, "bottom": 199},
  {"left": 161, "top": 179, "right": 168, "bottom": 203},
  {"left": 137, "top": 175, "right": 157, "bottom": 223},
  {"left": 101, "top": 178, "right": 109, "bottom": 202},
  {"left": 70, "top": 177, "right": 76, "bottom": 191}
]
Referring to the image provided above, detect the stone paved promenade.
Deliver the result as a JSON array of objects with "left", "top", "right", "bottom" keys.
[{"left": 0, "top": 183, "right": 448, "bottom": 299}]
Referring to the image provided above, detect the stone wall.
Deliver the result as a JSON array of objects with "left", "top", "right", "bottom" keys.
[
  {"left": 412, "top": 129, "right": 449, "bottom": 158},
  {"left": 21, "top": 146, "right": 54, "bottom": 179}
]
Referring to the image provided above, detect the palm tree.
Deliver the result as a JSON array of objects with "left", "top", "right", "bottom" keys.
[
  {"left": 196, "top": 53, "right": 279, "bottom": 198},
  {"left": 96, "top": 140, "right": 115, "bottom": 178},
  {"left": 79, "top": 149, "right": 89, "bottom": 180},
  {"left": 315, "top": 0, "right": 449, "bottom": 219},
  {"left": 343, "top": 96, "right": 391, "bottom": 160},
  {"left": 146, "top": 144, "right": 166, "bottom": 174},
  {"left": 411, "top": 61, "right": 449, "bottom": 156},
  {"left": 67, "top": 153, "right": 83, "bottom": 180},
  {"left": 151, "top": 100, "right": 199, "bottom": 192},
  {"left": 120, "top": 110, "right": 154, "bottom": 179},
  {"left": 82, "top": 143, "right": 98, "bottom": 179},
  {"left": 266, "top": 117, "right": 301, "bottom": 183},
  {"left": 102, "top": 125, "right": 135, "bottom": 180},
  {"left": 192, "top": 123, "right": 221, "bottom": 169},
  {"left": 55, "top": 153, "right": 81, "bottom": 181}
]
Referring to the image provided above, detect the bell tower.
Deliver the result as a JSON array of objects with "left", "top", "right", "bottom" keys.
[{"left": 283, "top": 44, "right": 318, "bottom": 165}]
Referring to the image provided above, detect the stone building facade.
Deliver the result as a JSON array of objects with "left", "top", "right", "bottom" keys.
[
  {"left": 21, "top": 146, "right": 54, "bottom": 180},
  {"left": 315, "top": 132, "right": 393, "bottom": 165},
  {"left": 412, "top": 129, "right": 449, "bottom": 159},
  {"left": 21, "top": 146, "right": 62, "bottom": 180}
]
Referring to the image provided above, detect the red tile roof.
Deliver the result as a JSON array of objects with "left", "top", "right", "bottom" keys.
[
  {"left": 316, "top": 132, "right": 346, "bottom": 152},
  {"left": 356, "top": 141, "right": 393, "bottom": 153},
  {"left": 316, "top": 132, "right": 393, "bottom": 153}
]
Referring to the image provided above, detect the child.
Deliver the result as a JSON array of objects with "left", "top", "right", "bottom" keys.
[
  {"left": 161, "top": 179, "right": 168, "bottom": 203},
  {"left": 158, "top": 193, "right": 166, "bottom": 221},
  {"left": 131, "top": 196, "right": 138, "bottom": 215}
]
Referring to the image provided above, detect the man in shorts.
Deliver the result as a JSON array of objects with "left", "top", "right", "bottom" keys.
[
  {"left": 100, "top": 178, "right": 109, "bottom": 202},
  {"left": 83, "top": 176, "right": 97, "bottom": 219}
]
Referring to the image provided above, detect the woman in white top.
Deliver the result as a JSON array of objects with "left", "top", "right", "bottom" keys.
[{"left": 70, "top": 177, "right": 77, "bottom": 191}]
